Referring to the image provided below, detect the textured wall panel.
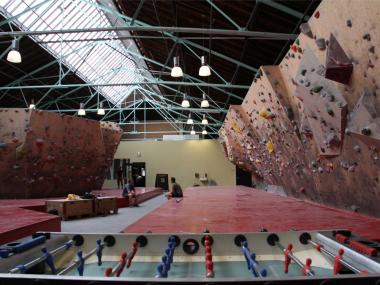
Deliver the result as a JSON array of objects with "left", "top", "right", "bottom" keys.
[{"left": 0, "top": 109, "right": 122, "bottom": 198}]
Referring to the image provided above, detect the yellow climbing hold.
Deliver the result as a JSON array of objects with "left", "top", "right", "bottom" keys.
[
  {"left": 15, "top": 143, "right": 26, "bottom": 158},
  {"left": 266, "top": 141, "right": 275, "bottom": 154},
  {"left": 231, "top": 122, "right": 241, "bottom": 133},
  {"left": 259, "top": 108, "right": 269, "bottom": 118}
]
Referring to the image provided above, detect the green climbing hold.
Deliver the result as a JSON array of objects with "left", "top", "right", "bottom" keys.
[{"left": 295, "top": 38, "right": 300, "bottom": 45}]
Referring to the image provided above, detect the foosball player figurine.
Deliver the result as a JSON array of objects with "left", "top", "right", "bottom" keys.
[
  {"left": 115, "top": 252, "right": 127, "bottom": 277},
  {"left": 96, "top": 239, "right": 103, "bottom": 266},
  {"left": 302, "top": 258, "right": 314, "bottom": 276},
  {"left": 284, "top": 243, "right": 293, "bottom": 273},
  {"left": 77, "top": 251, "right": 85, "bottom": 276},
  {"left": 42, "top": 247, "right": 56, "bottom": 274}
]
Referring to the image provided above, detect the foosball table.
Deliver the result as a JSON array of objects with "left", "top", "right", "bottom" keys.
[{"left": 0, "top": 230, "right": 379, "bottom": 284}]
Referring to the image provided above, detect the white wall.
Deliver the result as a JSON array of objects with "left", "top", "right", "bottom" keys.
[{"left": 103, "top": 140, "right": 236, "bottom": 189}]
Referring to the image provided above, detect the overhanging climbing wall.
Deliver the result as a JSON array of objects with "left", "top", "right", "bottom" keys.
[
  {"left": 0, "top": 108, "right": 122, "bottom": 198},
  {"left": 219, "top": 0, "right": 380, "bottom": 217}
]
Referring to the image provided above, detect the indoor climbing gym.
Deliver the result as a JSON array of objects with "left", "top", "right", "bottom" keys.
[{"left": 0, "top": 0, "right": 380, "bottom": 284}]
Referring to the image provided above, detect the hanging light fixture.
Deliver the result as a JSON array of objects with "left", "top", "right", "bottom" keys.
[
  {"left": 97, "top": 102, "right": 105, "bottom": 115},
  {"left": 202, "top": 127, "right": 207, "bottom": 135},
  {"left": 199, "top": 56, "right": 211, "bottom": 77},
  {"left": 201, "top": 114, "right": 208, "bottom": 125},
  {"left": 201, "top": 92, "right": 209, "bottom": 108},
  {"left": 78, "top": 103, "right": 86, "bottom": 116},
  {"left": 29, "top": 99, "right": 36, "bottom": 110},
  {"left": 171, "top": 56, "right": 183, "bottom": 77},
  {"left": 186, "top": 113, "right": 194, "bottom": 125},
  {"left": 190, "top": 126, "right": 196, "bottom": 135},
  {"left": 181, "top": 94, "right": 190, "bottom": 108},
  {"left": 7, "top": 39, "right": 22, "bottom": 63}
]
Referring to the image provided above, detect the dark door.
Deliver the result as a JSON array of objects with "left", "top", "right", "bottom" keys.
[
  {"left": 236, "top": 166, "right": 252, "bottom": 187},
  {"left": 132, "top": 162, "right": 146, "bottom": 187}
]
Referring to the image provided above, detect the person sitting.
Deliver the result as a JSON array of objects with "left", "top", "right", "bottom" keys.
[
  {"left": 123, "top": 179, "right": 138, "bottom": 206},
  {"left": 166, "top": 177, "right": 183, "bottom": 199}
]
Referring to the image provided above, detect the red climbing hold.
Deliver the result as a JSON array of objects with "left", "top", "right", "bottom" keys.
[{"left": 315, "top": 11, "right": 320, "bottom": 18}]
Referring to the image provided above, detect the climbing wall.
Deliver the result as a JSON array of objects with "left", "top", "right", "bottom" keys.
[
  {"left": 219, "top": 0, "right": 380, "bottom": 217},
  {"left": 0, "top": 108, "right": 122, "bottom": 198}
]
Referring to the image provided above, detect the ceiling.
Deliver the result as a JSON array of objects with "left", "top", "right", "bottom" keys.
[{"left": 0, "top": 0, "right": 320, "bottom": 139}]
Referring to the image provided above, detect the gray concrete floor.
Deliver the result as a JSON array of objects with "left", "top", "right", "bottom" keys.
[{"left": 61, "top": 194, "right": 167, "bottom": 233}]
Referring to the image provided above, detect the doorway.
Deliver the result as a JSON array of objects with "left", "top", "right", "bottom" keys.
[
  {"left": 236, "top": 166, "right": 252, "bottom": 187},
  {"left": 132, "top": 162, "right": 146, "bottom": 187}
]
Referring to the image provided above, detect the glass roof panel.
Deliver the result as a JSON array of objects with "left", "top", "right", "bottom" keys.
[{"left": 0, "top": 0, "right": 156, "bottom": 105}]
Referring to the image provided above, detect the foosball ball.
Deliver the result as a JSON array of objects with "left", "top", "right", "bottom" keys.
[{"left": 0, "top": 230, "right": 379, "bottom": 284}]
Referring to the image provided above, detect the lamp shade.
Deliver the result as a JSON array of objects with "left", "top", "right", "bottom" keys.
[
  {"left": 171, "top": 56, "right": 183, "bottom": 77},
  {"left": 190, "top": 127, "right": 196, "bottom": 135},
  {"left": 202, "top": 129, "right": 207, "bottom": 135},
  {"left": 7, "top": 39, "right": 21, "bottom": 63},
  {"left": 78, "top": 103, "right": 86, "bottom": 116},
  {"left": 181, "top": 95, "right": 190, "bottom": 108},
  {"left": 199, "top": 56, "right": 211, "bottom": 77},
  {"left": 187, "top": 113, "right": 194, "bottom": 125},
  {"left": 97, "top": 102, "right": 105, "bottom": 115},
  {"left": 201, "top": 92, "right": 209, "bottom": 108},
  {"left": 201, "top": 114, "right": 208, "bottom": 125},
  {"left": 29, "top": 99, "right": 36, "bottom": 110}
]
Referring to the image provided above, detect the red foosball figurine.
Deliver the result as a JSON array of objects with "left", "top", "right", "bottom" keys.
[{"left": 284, "top": 243, "right": 293, "bottom": 273}]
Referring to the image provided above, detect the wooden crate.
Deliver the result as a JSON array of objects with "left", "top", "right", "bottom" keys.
[
  {"left": 94, "top": 197, "right": 118, "bottom": 215},
  {"left": 46, "top": 199, "right": 94, "bottom": 220}
]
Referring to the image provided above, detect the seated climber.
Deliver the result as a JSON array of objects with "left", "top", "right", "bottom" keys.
[
  {"left": 165, "top": 177, "right": 183, "bottom": 199},
  {"left": 123, "top": 179, "right": 138, "bottom": 207}
]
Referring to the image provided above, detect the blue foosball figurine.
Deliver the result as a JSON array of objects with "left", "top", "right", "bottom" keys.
[
  {"left": 76, "top": 251, "right": 85, "bottom": 276},
  {"left": 42, "top": 247, "right": 56, "bottom": 274},
  {"left": 96, "top": 239, "right": 103, "bottom": 266}
]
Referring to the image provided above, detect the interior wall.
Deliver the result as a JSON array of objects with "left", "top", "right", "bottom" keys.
[{"left": 103, "top": 140, "right": 236, "bottom": 190}]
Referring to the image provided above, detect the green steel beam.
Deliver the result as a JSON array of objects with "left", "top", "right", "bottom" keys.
[
  {"left": 76, "top": 0, "right": 260, "bottom": 72},
  {"left": 50, "top": 107, "right": 225, "bottom": 113},
  {"left": 131, "top": 0, "right": 145, "bottom": 26},
  {"left": 206, "top": 0, "right": 242, "bottom": 30},
  {"left": 257, "top": 0, "right": 310, "bottom": 20},
  {"left": 0, "top": 26, "right": 297, "bottom": 40},
  {"left": 0, "top": 0, "right": 52, "bottom": 27},
  {"left": 0, "top": 81, "right": 250, "bottom": 90}
]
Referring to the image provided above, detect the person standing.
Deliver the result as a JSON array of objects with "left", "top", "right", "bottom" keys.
[{"left": 116, "top": 167, "right": 123, "bottom": 189}]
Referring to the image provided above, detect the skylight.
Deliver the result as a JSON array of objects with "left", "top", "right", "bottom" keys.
[{"left": 0, "top": 0, "right": 155, "bottom": 105}]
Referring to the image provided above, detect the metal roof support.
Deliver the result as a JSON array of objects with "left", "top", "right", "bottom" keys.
[
  {"left": 257, "top": 0, "right": 309, "bottom": 20},
  {"left": 0, "top": 26, "right": 298, "bottom": 40},
  {"left": 102, "top": 45, "right": 245, "bottom": 101},
  {"left": 206, "top": 0, "right": 242, "bottom": 30},
  {"left": 0, "top": 0, "right": 52, "bottom": 27},
  {"left": 130, "top": 0, "right": 145, "bottom": 26},
  {"left": 76, "top": 0, "right": 260, "bottom": 73},
  {"left": 0, "top": 81, "right": 251, "bottom": 90}
]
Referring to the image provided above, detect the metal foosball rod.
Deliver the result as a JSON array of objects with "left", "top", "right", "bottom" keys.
[
  {"left": 104, "top": 235, "right": 148, "bottom": 277},
  {"left": 105, "top": 251, "right": 127, "bottom": 277},
  {"left": 266, "top": 234, "right": 314, "bottom": 277},
  {"left": 58, "top": 235, "right": 115, "bottom": 276},
  {"left": 241, "top": 241, "right": 267, "bottom": 277},
  {"left": 9, "top": 236, "right": 82, "bottom": 274},
  {"left": 299, "top": 233, "right": 361, "bottom": 274}
]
